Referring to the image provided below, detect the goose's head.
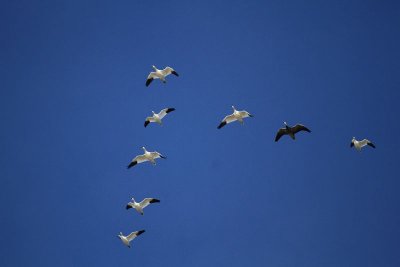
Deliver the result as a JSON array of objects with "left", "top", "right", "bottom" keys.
[
  {"left": 352, "top": 137, "right": 356, "bottom": 141},
  {"left": 152, "top": 111, "right": 156, "bottom": 115},
  {"left": 131, "top": 197, "right": 135, "bottom": 202},
  {"left": 142, "top": 146, "right": 147, "bottom": 152},
  {"left": 117, "top": 232, "right": 122, "bottom": 238},
  {"left": 283, "top": 121, "right": 290, "bottom": 129},
  {"left": 232, "top": 105, "right": 236, "bottom": 111},
  {"left": 152, "top": 65, "right": 157, "bottom": 71}
]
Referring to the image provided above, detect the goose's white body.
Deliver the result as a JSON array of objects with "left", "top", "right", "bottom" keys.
[
  {"left": 145, "top": 108, "right": 175, "bottom": 127},
  {"left": 127, "top": 147, "right": 166, "bottom": 168},
  {"left": 126, "top": 197, "right": 160, "bottom": 215},
  {"left": 117, "top": 230, "right": 145, "bottom": 248},
  {"left": 218, "top": 106, "right": 253, "bottom": 129},
  {"left": 146, "top": 65, "right": 179, "bottom": 87},
  {"left": 351, "top": 137, "right": 376, "bottom": 151}
]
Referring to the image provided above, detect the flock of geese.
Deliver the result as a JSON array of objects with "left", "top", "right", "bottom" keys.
[{"left": 117, "top": 65, "right": 376, "bottom": 248}]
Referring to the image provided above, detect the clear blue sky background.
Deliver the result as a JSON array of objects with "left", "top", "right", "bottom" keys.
[{"left": 1, "top": 0, "right": 400, "bottom": 266}]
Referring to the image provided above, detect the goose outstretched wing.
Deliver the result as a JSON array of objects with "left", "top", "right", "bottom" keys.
[
  {"left": 139, "top": 198, "right": 160, "bottom": 209},
  {"left": 161, "top": 67, "right": 179, "bottom": 77},
  {"left": 159, "top": 108, "right": 175, "bottom": 119},
  {"left": 217, "top": 114, "right": 236, "bottom": 129},
  {"left": 239, "top": 110, "right": 253, "bottom": 118},
  {"left": 127, "top": 230, "right": 145, "bottom": 241},
  {"left": 146, "top": 72, "right": 158, "bottom": 87},
  {"left": 292, "top": 124, "right": 311, "bottom": 134},
  {"left": 127, "top": 155, "right": 147, "bottom": 169},
  {"left": 275, "top": 128, "right": 288, "bottom": 142}
]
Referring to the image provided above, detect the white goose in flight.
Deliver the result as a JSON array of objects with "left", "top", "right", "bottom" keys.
[
  {"left": 117, "top": 230, "right": 145, "bottom": 248},
  {"left": 350, "top": 137, "right": 376, "bottom": 151},
  {"left": 146, "top": 65, "right": 179, "bottom": 87},
  {"left": 144, "top": 108, "right": 175, "bottom": 127},
  {"left": 275, "top": 122, "right": 311, "bottom": 142},
  {"left": 217, "top": 106, "right": 253, "bottom": 129},
  {"left": 127, "top": 147, "right": 166, "bottom": 169},
  {"left": 126, "top": 197, "right": 160, "bottom": 215}
]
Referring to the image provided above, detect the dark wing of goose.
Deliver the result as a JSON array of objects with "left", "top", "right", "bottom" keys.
[
  {"left": 149, "top": 198, "right": 160, "bottom": 203},
  {"left": 166, "top": 108, "right": 175, "bottom": 113},
  {"left": 367, "top": 142, "right": 376, "bottom": 148},
  {"left": 292, "top": 124, "right": 311, "bottom": 134},
  {"left": 275, "top": 128, "right": 287, "bottom": 142},
  {"left": 171, "top": 70, "right": 179, "bottom": 76},
  {"left": 144, "top": 120, "right": 150, "bottom": 127},
  {"left": 126, "top": 205, "right": 132, "bottom": 210},
  {"left": 350, "top": 142, "right": 354, "bottom": 147},
  {"left": 146, "top": 78, "right": 153, "bottom": 87}
]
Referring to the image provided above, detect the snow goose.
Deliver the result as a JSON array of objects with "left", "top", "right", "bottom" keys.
[
  {"left": 117, "top": 230, "right": 145, "bottom": 248},
  {"left": 126, "top": 197, "right": 160, "bottom": 215},
  {"left": 275, "top": 122, "right": 311, "bottom": 142},
  {"left": 350, "top": 137, "right": 376, "bottom": 151},
  {"left": 127, "top": 147, "right": 166, "bottom": 169},
  {"left": 144, "top": 108, "right": 175, "bottom": 127},
  {"left": 217, "top": 106, "right": 253, "bottom": 129},
  {"left": 146, "top": 65, "right": 179, "bottom": 87}
]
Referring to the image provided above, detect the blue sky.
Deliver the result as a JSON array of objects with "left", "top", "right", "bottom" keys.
[{"left": 1, "top": 0, "right": 400, "bottom": 266}]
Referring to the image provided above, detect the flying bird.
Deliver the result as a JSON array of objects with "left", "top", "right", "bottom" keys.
[
  {"left": 144, "top": 108, "right": 175, "bottom": 127},
  {"left": 217, "top": 106, "right": 253, "bottom": 129},
  {"left": 275, "top": 122, "right": 311, "bottom": 142},
  {"left": 146, "top": 65, "right": 179, "bottom": 87},
  {"left": 127, "top": 147, "right": 166, "bottom": 169},
  {"left": 117, "top": 230, "right": 145, "bottom": 248},
  {"left": 350, "top": 137, "right": 376, "bottom": 151},
  {"left": 126, "top": 197, "right": 160, "bottom": 215}
]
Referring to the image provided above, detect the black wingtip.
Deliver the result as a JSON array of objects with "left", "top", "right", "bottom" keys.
[
  {"left": 172, "top": 71, "right": 179, "bottom": 77},
  {"left": 127, "top": 161, "right": 137, "bottom": 169},
  {"left": 350, "top": 142, "right": 354, "bottom": 148},
  {"left": 274, "top": 134, "right": 282, "bottom": 142},
  {"left": 126, "top": 205, "right": 132, "bottom": 210},
  {"left": 144, "top": 121, "right": 150, "bottom": 127},
  {"left": 150, "top": 199, "right": 161, "bottom": 203},
  {"left": 146, "top": 78, "right": 153, "bottom": 87},
  {"left": 137, "top": 230, "right": 145, "bottom": 235},
  {"left": 249, "top": 114, "right": 254, "bottom": 117},
  {"left": 160, "top": 155, "right": 167, "bottom": 159},
  {"left": 368, "top": 142, "right": 376, "bottom": 148},
  {"left": 167, "top": 108, "right": 176, "bottom": 113},
  {"left": 217, "top": 121, "right": 227, "bottom": 129}
]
